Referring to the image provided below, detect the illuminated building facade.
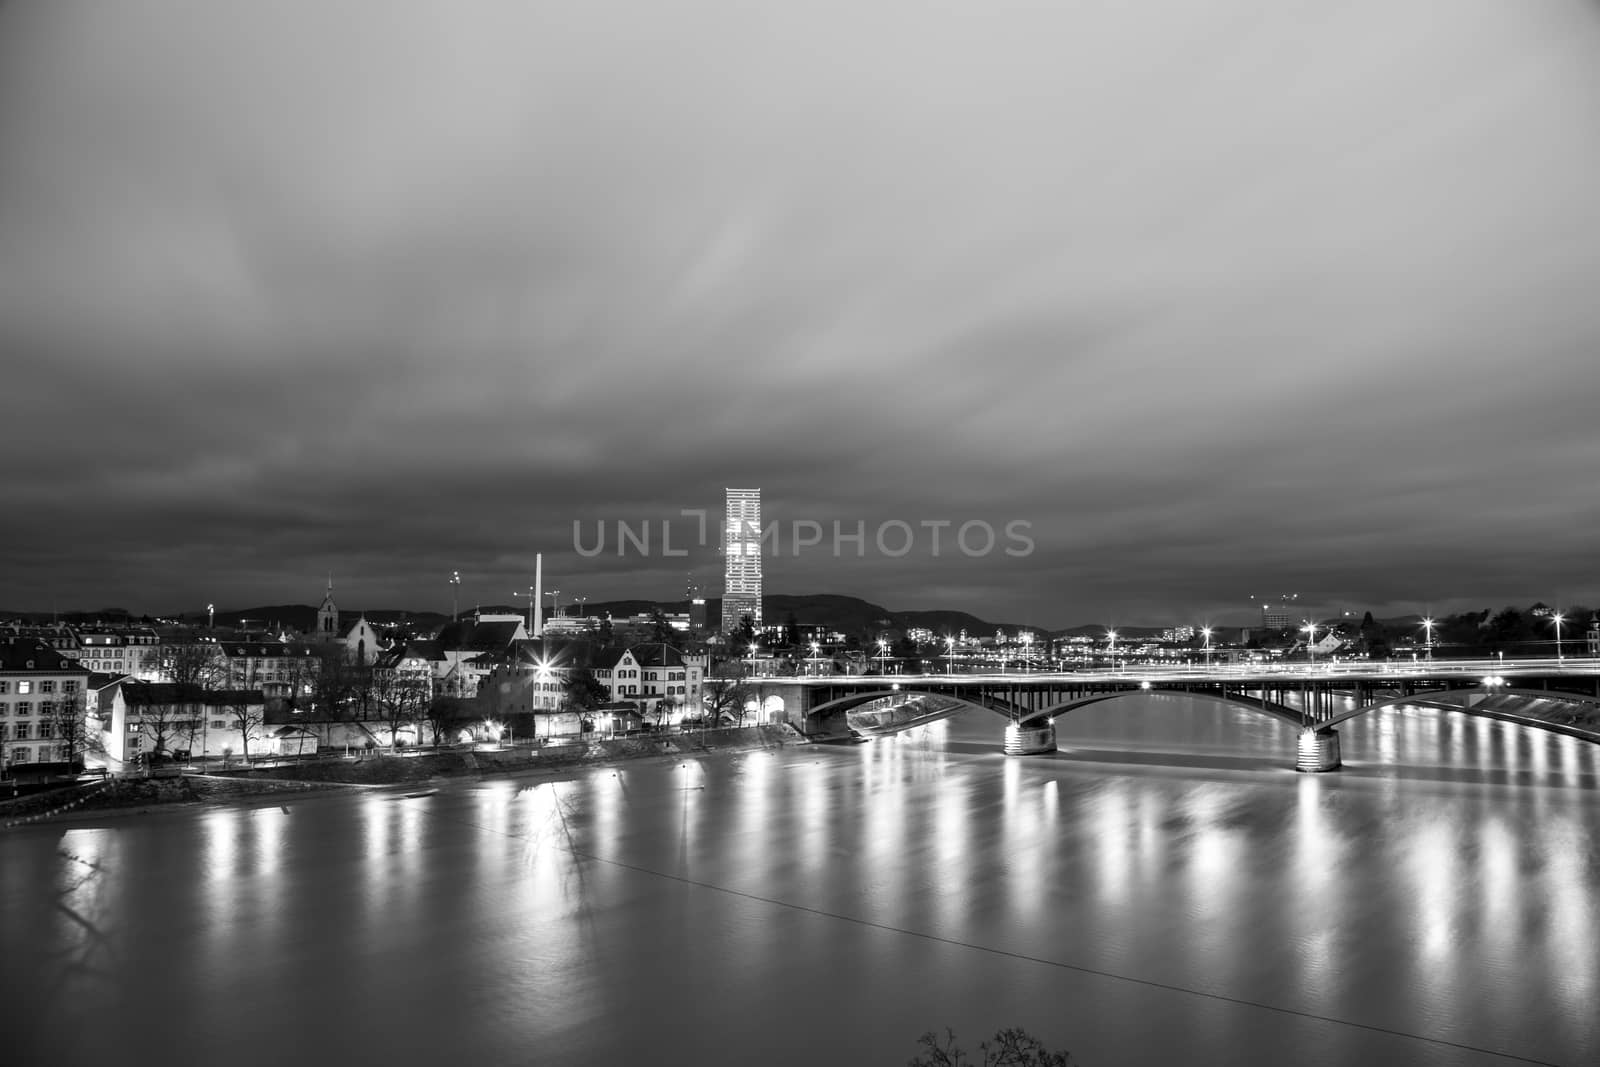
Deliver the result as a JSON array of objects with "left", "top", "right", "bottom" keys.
[{"left": 722, "top": 488, "right": 762, "bottom": 631}]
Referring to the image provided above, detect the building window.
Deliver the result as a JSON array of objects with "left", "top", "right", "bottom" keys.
[
  {"left": 64, "top": 680, "right": 79, "bottom": 693},
  {"left": 211, "top": 720, "right": 226, "bottom": 729},
  {"left": 38, "top": 722, "right": 54, "bottom": 739},
  {"left": 0, "top": 682, "right": 8, "bottom": 693},
  {"left": 16, "top": 702, "right": 30, "bottom": 716},
  {"left": 17, "top": 681, "right": 31, "bottom": 694},
  {"left": 39, "top": 701, "right": 54, "bottom": 716},
  {"left": 11, "top": 746, "right": 28, "bottom": 764},
  {"left": 13, "top": 723, "right": 28, "bottom": 740},
  {"left": 41, "top": 680, "right": 56, "bottom": 693}
]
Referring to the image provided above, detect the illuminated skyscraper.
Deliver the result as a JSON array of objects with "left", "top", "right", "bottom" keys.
[{"left": 722, "top": 488, "right": 762, "bottom": 632}]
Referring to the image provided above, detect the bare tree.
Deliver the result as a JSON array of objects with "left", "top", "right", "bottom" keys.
[
  {"left": 563, "top": 668, "right": 608, "bottom": 712},
  {"left": 910, "top": 1028, "right": 1075, "bottom": 1067},
  {"left": 141, "top": 640, "right": 224, "bottom": 689},
  {"left": 702, "top": 656, "right": 753, "bottom": 727},
  {"left": 129, "top": 687, "right": 204, "bottom": 767},
  {"left": 45, "top": 691, "right": 89, "bottom": 769},
  {"left": 221, "top": 690, "right": 265, "bottom": 764},
  {"left": 371, "top": 670, "right": 428, "bottom": 749},
  {"left": 299, "top": 649, "right": 365, "bottom": 745},
  {"left": 424, "top": 695, "right": 469, "bottom": 746}
]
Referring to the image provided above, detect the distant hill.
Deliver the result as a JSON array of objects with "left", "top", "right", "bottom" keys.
[
  {"left": 1049, "top": 623, "right": 1167, "bottom": 639},
  {"left": 187, "top": 605, "right": 451, "bottom": 633},
  {"left": 532, "top": 593, "right": 1025, "bottom": 638},
  {"left": 192, "top": 593, "right": 1033, "bottom": 638}
]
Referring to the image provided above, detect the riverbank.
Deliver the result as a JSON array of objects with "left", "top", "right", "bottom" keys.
[{"left": 0, "top": 725, "right": 807, "bottom": 828}]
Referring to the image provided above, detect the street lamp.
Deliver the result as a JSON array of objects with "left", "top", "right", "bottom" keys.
[
  {"left": 1201, "top": 626, "right": 1213, "bottom": 669},
  {"left": 1421, "top": 617, "right": 1435, "bottom": 660},
  {"left": 1302, "top": 620, "right": 1319, "bottom": 668},
  {"left": 1020, "top": 631, "right": 1033, "bottom": 671},
  {"left": 1482, "top": 674, "right": 1507, "bottom": 706},
  {"left": 1553, "top": 612, "right": 1565, "bottom": 664},
  {"left": 810, "top": 641, "right": 820, "bottom": 676},
  {"left": 449, "top": 571, "right": 462, "bottom": 621},
  {"left": 945, "top": 635, "right": 955, "bottom": 675},
  {"left": 547, "top": 589, "right": 562, "bottom": 621},
  {"left": 1106, "top": 629, "right": 1118, "bottom": 672},
  {"left": 513, "top": 586, "right": 538, "bottom": 633},
  {"left": 877, "top": 638, "right": 889, "bottom": 675},
  {"left": 535, "top": 661, "right": 551, "bottom": 742}
]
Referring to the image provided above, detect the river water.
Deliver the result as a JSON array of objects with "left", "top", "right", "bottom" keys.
[{"left": 3, "top": 697, "right": 1597, "bottom": 1066}]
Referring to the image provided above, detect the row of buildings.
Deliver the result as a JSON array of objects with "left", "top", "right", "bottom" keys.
[{"left": 1, "top": 590, "right": 717, "bottom": 774}]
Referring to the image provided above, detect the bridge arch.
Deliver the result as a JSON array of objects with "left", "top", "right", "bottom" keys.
[
  {"left": 1014, "top": 689, "right": 1307, "bottom": 731},
  {"left": 804, "top": 689, "right": 1016, "bottom": 737},
  {"left": 1314, "top": 686, "right": 1600, "bottom": 741},
  {"left": 805, "top": 685, "right": 1308, "bottom": 737}
]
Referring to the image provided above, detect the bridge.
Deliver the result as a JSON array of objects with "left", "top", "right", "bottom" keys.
[{"left": 741, "top": 659, "right": 1600, "bottom": 771}]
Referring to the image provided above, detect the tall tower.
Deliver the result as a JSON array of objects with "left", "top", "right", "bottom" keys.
[
  {"left": 317, "top": 575, "right": 339, "bottom": 639},
  {"left": 722, "top": 488, "right": 762, "bottom": 632}
]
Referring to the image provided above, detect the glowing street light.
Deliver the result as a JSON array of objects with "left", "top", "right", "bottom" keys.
[
  {"left": 534, "top": 659, "right": 552, "bottom": 741},
  {"left": 1106, "top": 629, "right": 1118, "bottom": 672},
  {"left": 1201, "top": 626, "right": 1213, "bottom": 669},
  {"left": 1020, "top": 631, "right": 1034, "bottom": 672},
  {"left": 513, "top": 585, "right": 539, "bottom": 633},
  {"left": 1302, "top": 620, "right": 1320, "bottom": 668},
  {"left": 1553, "top": 612, "right": 1565, "bottom": 664},
  {"left": 945, "top": 635, "right": 956, "bottom": 675},
  {"left": 1421, "top": 617, "right": 1435, "bottom": 660},
  {"left": 877, "top": 638, "right": 889, "bottom": 675},
  {"left": 449, "top": 571, "right": 462, "bottom": 621},
  {"left": 810, "top": 641, "right": 821, "bottom": 676}
]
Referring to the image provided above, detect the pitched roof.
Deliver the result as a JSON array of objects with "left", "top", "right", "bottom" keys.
[
  {"left": 0, "top": 640, "right": 90, "bottom": 673},
  {"left": 628, "top": 642, "right": 685, "bottom": 668},
  {"left": 218, "top": 641, "right": 316, "bottom": 658},
  {"left": 335, "top": 616, "right": 379, "bottom": 639},
  {"left": 374, "top": 639, "right": 443, "bottom": 665},
  {"left": 591, "top": 648, "right": 630, "bottom": 670},
  {"left": 435, "top": 619, "right": 523, "bottom": 652},
  {"left": 121, "top": 682, "right": 266, "bottom": 707}
]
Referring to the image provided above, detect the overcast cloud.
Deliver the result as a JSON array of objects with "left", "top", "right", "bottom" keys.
[{"left": 2, "top": 0, "right": 1598, "bottom": 628}]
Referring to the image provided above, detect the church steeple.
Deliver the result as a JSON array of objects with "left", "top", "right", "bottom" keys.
[{"left": 317, "top": 573, "right": 339, "bottom": 638}]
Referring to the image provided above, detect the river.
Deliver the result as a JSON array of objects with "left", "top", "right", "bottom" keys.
[{"left": 3, "top": 696, "right": 1597, "bottom": 1065}]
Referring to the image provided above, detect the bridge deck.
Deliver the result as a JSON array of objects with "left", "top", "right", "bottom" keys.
[{"left": 750, "top": 657, "right": 1600, "bottom": 687}]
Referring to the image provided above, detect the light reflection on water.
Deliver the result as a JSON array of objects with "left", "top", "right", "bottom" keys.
[{"left": 2, "top": 696, "right": 1598, "bottom": 1066}]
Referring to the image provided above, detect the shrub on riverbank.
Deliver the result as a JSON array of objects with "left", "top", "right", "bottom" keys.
[{"left": 909, "top": 1027, "right": 1075, "bottom": 1066}]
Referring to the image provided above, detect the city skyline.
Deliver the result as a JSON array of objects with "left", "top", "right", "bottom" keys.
[{"left": 3, "top": 3, "right": 1599, "bottom": 626}]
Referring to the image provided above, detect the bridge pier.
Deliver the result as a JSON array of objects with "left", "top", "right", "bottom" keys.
[
  {"left": 1296, "top": 728, "right": 1341, "bottom": 773},
  {"left": 1004, "top": 719, "right": 1057, "bottom": 755}
]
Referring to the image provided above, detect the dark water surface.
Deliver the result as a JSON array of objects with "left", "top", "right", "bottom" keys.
[{"left": 4, "top": 697, "right": 1597, "bottom": 1065}]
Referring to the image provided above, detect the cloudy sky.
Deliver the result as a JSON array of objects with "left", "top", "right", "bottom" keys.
[{"left": 3, "top": 0, "right": 1598, "bottom": 629}]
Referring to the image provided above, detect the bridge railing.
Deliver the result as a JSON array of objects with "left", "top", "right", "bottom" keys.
[{"left": 748, "top": 657, "right": 1600, "bottom": 685}]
